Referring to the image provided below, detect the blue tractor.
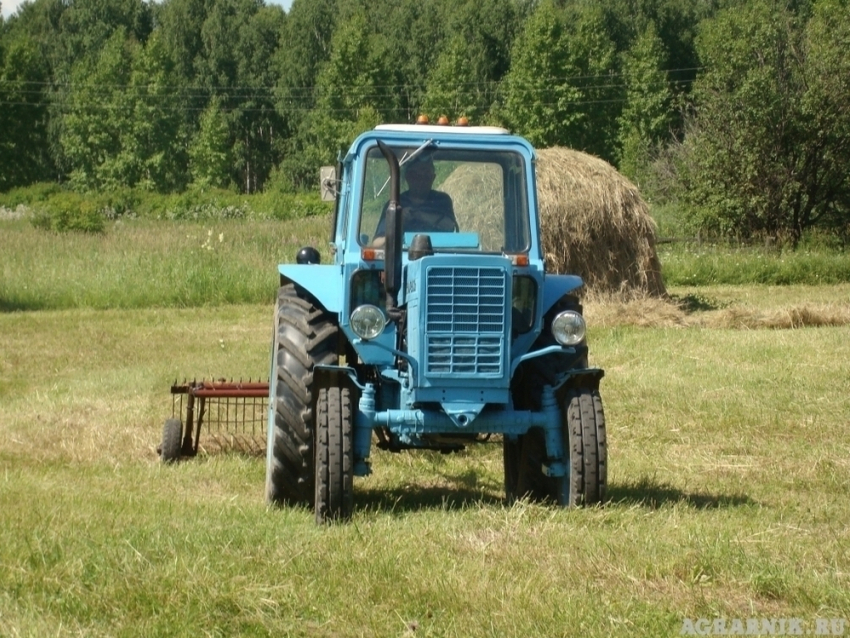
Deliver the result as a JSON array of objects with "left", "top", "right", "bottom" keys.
[{"left": 265, "top": 121, "right": 606, "bottom": 523}]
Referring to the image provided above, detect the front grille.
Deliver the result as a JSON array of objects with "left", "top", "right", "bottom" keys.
[{"left": 425, "top": 266, "right": 506, "bottom": 375}]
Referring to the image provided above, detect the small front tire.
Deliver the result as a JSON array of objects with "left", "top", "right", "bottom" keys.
[
  {"left": 314, "top": 386, "right": 354, "bottom": 524},
  {"left": 557, "top": 387, "right": 607, "bottom": 506},
  {"left": 504, "top": 387, "right": 607, "bottom": 507},
  {"left": 503, "top": 429, "right": 552, "bottom": 503}
]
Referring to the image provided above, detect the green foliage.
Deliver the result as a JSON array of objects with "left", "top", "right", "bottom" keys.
[
  {"left": 123, "top": 30, "right": 188, "bottom": 192},
  {"left": 126, "top": 187, "right": 330, "bottom": 221},
  {"left": 59, "top": 26, "right": 190, "bottom": 193},
  {"left": 194, "top": 0, "right": 284, "bottom": 193},
  {"left": 617, "top": 21, "right": 672, "bottom": 186},
  {"left": 3, "top": 183, "right": 331, "bottom": 227},
  {"left": 130, "top": 186, "right": 334, "bottom": 223},
  {"left": 799, "top": 0, "right": 850, "bottom": 235},
  {"left": 29, "top": 192, "right": 106, "bottom": 233},
  {"left": 0, "top": 182, "right": 63, "bottom": 208},
  {"left": 501, "top": 0, "right": 619, "bottom": 160},
  {"left": 254, "top": 190, "right": 332, "bottom": 220},
  {"left": 500, "top": 1, "right": 580, "bottom": 147},
  {"left": 0, "top": 29, "right": 51, "bottom": 190},
  {"left": 60, "top": 29, "right": 136, "bottom": 191},
  {"left": 421, "top": 33, "right": 494, "bottom": 123},
  {"left": 308, "top": 10, "right": 388, "bottom": 161},
  {"left": 54, "top": 0, "right": 153, "bottom": 62},
  {"left": 420, "top": 0, "right": 520, "bottom": 123},
  {"left": 679, "top": 0, "right": 850, "bottom": 244},
  {"left": 189, "top": 98, "right": 234, "bottom": 189},
  {"left": 0, "top": 0, "right": 846, "bottom": 250}
]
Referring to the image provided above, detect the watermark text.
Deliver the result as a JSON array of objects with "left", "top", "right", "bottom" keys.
[{"left": 680, "top": 617, "right": 846, "bottom": 636}]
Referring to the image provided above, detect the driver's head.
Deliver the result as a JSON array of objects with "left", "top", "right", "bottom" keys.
[{"left": 403, "top": 156, "right": 436, "bottom": 198}]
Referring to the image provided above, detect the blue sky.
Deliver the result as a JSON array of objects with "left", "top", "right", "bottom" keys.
[{"left": 2, "top": 0, "right": 293, "bottom": 19}]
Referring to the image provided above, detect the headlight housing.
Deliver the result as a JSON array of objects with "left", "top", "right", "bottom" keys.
[
  {"left": 551, "top": 310, "right": 586, "bottom": 346},
  {"left": 350, "top": 304, "right": 386, "bottom": 340}
]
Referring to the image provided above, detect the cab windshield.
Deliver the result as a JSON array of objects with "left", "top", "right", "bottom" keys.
[{"left": 358, "top": 145, "right": 530, "bottom": 253}]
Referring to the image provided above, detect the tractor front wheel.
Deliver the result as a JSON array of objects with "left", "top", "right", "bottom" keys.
[
  {"left": 504, "top": 387, "right": 607, "bottom": 506},
  {"left": 556, "top": 387, "right": 607, "bottom": 506},
  {"left": 503, "top": 429, "right": 551, "bottom": 503},
  {"left": 314, "top": 386, "right": 354, "bottom": 523}
]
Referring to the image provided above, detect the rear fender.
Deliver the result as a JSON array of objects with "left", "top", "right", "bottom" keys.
[{"left": 279, "top": 264, "right": 343, "bottom": 314}]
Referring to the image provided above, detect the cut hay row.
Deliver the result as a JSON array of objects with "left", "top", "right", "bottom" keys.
[{"left": 584, "top": 295, "right": 850, "bottom": 330}]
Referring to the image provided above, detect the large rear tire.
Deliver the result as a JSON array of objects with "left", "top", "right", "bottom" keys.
[
  {"left": 265, "top": 284, "right": 339, "bottom": 506},
  {"left": 314, "top": 386, "right": 354, "bottom": 523},
  {"left": 504, "top": 429, "right": 552, "bottom": 503},
  {"left": 504, "top": 387, "right": 606, "bottom": 506}
]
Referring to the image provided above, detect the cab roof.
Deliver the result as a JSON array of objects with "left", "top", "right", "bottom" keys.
[{"left": 374, "top": 124, "right": 509, "bottom": 135}]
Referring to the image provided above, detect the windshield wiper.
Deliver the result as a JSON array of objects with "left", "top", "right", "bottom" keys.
[{"left": 375, "top": 139, "right": 435, "bottom": 198}]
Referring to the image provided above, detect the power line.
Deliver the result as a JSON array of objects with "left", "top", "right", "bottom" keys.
[{"left": 2, "top": 67, "right": 703, "bottom": 95}]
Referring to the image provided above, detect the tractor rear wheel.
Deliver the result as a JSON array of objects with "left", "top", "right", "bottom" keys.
[
  {"left": 265, "top": 284, "right": 339, "bottom": 506},
  {"left": 314, "top": 386, "right": 354, "bottom": 523},
  {"left": 503, "top": 429, "right": 552, "bottom": 503},
  {"left": 504, "top": 387, "right": 607, "bottom": 506}
]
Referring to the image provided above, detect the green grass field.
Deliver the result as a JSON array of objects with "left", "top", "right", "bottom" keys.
[{"left": 1, "top": 217, "right": 849, "bottom": 636}]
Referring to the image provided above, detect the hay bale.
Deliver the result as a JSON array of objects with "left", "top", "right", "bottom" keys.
[{"left": 536, "top": 147, "right": 666, "bottom": 298}]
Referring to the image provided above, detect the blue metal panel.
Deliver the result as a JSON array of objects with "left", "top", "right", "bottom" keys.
[
  {"left": 412, "top": 386, "right": 508, "bottom": 405},
  {"left": 541, "top": 274, "right": 584, "bottom": 316},
  {"left": 404, "top": 254, "right": 512, "bottom": 405},
  {"left": 424, "top": 265, "right": 506, "bottom": 376},
  {"left": 339, "top": 324, "right": 397, "bottom": 366},
  {"left": 403, "top": 231, "right": 480, "bottom": 249},
  {"left": 278, "top": 264, "right": 343, "bottom": 314}
]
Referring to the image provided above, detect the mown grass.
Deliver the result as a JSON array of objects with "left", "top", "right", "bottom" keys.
[
  {"left": 1, "top": 216, "right": 849, "bottom": 636},
  {"left": 2, "top": 296, "right": 849, "bottom": 636}
]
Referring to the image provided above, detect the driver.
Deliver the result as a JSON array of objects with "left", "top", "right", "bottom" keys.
[{"left": 372, "top": 155, "right": 457, "bottom": 244}]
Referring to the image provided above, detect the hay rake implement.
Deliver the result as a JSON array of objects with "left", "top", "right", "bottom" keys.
[{"left": 159, "top": 379, "right": 269, "bottom": 462}]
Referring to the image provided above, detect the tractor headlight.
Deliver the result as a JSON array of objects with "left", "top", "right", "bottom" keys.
[
  {"left": 551, "top": 310, "right": 586, "bottom": 346},
  {"left": 350, "top": 304, "right": 386, "bottom": 340}
]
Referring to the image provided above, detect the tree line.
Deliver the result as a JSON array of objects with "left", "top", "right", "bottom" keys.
[{"left": 1, "top": 0, "right": 847, "bottom": 243}]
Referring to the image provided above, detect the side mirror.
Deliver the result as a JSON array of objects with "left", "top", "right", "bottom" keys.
[{"left": 320, "top": 166, "right": 337, "bottom": 201}]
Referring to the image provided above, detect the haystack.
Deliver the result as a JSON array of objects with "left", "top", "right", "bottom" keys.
[{"left": 536, "top": 147, "right": 666, "bottom": 298}]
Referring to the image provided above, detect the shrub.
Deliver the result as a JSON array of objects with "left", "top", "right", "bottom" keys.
[
  {"left": 256, "top": 191, "right": 332, "bottom": 220},
  {"left": 0, "top": 182, "right": 65, "bottom": 208},
  {"left": 30, "top": 192, "right": 106, "bottom": 233}
]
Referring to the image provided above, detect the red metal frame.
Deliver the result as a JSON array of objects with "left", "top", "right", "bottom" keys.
[{"left": 170, "top": 380, "right": 269, "bottom": 455}]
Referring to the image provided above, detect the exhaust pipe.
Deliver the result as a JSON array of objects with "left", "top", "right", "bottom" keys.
[{"left": 377, "top": 141, "right": 403, "bottom": 319}]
